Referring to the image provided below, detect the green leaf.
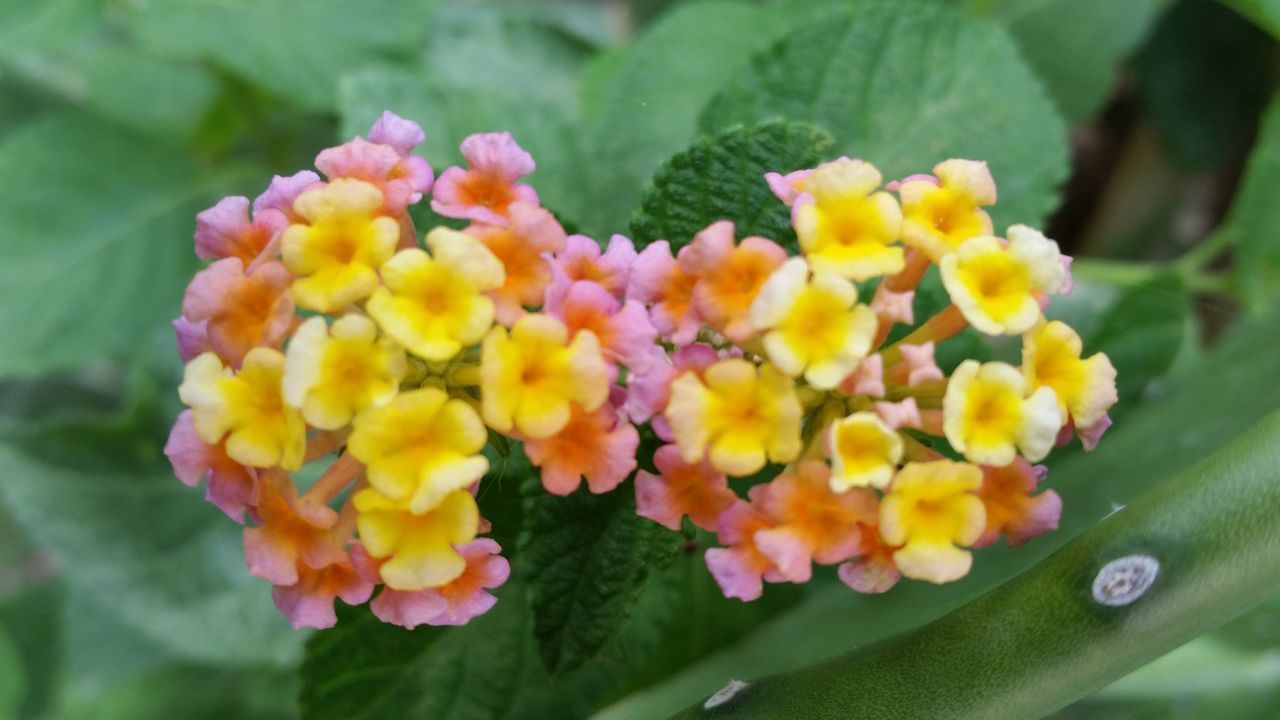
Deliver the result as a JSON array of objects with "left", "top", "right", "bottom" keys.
[
  {"left": 0, "top": 581, "right": 62, "bottom": 719},
  {"left": 0, "top": 114, "right": 254, "bottom": 378},
  {"left": 1132, "top": 0, "right": 1275, "bottom": 172},
  {"left": 125, "top": 0, "right": 430, "bottom": 111},
  {"left": 567, "top": 0, "right": 811, "bottom": 237},
  {"left": 522, "top": 481, "right": 683, "bottom": 674},
  {"left": 595, "top": 307, "right": 1280, "bottom": 720},
  {"left": 669, "top": 405, "right": 1280, "bottom": 719},
  {"left": 301, "top": 586, "right": 582, "bottom": 720},
  {"left": 1081, "top": 271, "right": 1188, "bottom": 407},
  {"left": 0, "top": 377, "right": 305, "bottom": 667},
  {"left": 1221, "top": 0, "right": 1280, "bottom": 36},
  {"left": 78, "top": 46, "right": 219, "bottom": 140},
  {"left": 700, "top": 0, "right": 1069, "bottom": 230},
  {"left": 0, "top": 622, "right": 24, "bottom": 720},
  {"left": 629, "top": 121, "right": 836, "bottom": 250},
  {"left": 979, "top": 0, "right": 1170, "bottom": 122},
  {"left": 335, "top": 3, "right": 596, "bottom": 226},
  {"left": 1215, "top": 92, "right": 1280, "bottom": 310}
]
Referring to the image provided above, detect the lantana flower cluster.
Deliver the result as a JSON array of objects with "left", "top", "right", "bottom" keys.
[{"left": 167, "top": 111, "right": 1117, "bottom": 629}]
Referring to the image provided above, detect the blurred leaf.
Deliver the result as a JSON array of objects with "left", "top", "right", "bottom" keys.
[
  {"left": 1219, "top": 92, "right": 1280, "bottom": 310},
  {"left": 629, "top": 121, "right": 836, "bottom": 249},
  {"left": 1222, "top": 0, "right": 1280, "bottom": 36},
  {"left": 0, "top": 114, "right": 254, "bottom": 378},
  {"left": 0, "top": 0, "right": 98, "bottom": 66},
  {"left": 126, "top": 0, "right": 430, "bottom": 112},
  {"left": 0, "top": 581, "right": 61, "bottom": 719},
  {"left": 78, "top": 46, "right": 219, "bottom": 140},
  {"left": 58, "top": 664, "right": 297, "bottom": 720},
  {"left": 1096, "top": 637, "right": 1280, "bottom": 700},
  {"left": 0, "top": 377, "right": 306, "bottom": 667},
  {"left": 668, "top": 406, "right": 1280, "bottom": 719},
  {"left": 980, "top": 0, "right": 1170, "bottom": 122},
  {"left": 522, "top": 481, "right": 682, "bottom": 674},
  {"left": 0, "top": 622, "right": 23, "bottom": 720},
  {"left": 568, "top": 0, "right": 809, "bottom": 237},
  {"left": 595, "top": 307, "right": 1280, "bottom": 720},
  {"left": 1132, "top": 0, "right": 1276, "bottom": 172},
  {"left": 701, "top": 0, "right": 1069, "bottom": 230},
  {"left": 1082, "top": 271, "right": 1188, "bottom": 406}
]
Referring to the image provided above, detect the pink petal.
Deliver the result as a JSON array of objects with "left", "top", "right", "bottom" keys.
[
  {"left": 173, "top": 317, "right": 211, "bottom": 363},
  {"left": 194, "top": 196, "right": 252, "bottom": 261},
  {"left": 837, "top": 558, "right": 901, "bottom": 594},
  {"left": 753, "top": 528, "right": 813, "bottom": 583},
  {"left": 1079, "top": 414, "right": 1112, "bottom": 452},
  {"left": 874, "top": 398, "right": 921, "bottom": 430},
  {"left": 705, "top": 548, "right": 764, "bottom": 602},
  {"left": 460, "top": 132, "right": 535, "bottom": 181},
  {"left": 371, "top": 588, "right": 450, "bottom": 629},
  {"left": 253, "top": 171, "right": 322, "bottom": 221},
  {"left": 368, "top": 110, "right": 425, "bottom": 156}
]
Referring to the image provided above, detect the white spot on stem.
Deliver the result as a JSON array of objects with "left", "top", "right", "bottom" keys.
[
  {"left": 1092, "top": 555, "right": 1159, "bottom": 607},
  {"left": 704, "top": 680, "right": 748, "bottom": 710}
]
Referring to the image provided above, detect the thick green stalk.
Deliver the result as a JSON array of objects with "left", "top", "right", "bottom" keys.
[{"left": 670, "top": 409, "right": 1280, "bottom": 719}]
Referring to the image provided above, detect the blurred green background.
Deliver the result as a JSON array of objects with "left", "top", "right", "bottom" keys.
[{"left": 2, "top": 0, "right": 1280, "bottom": 718}]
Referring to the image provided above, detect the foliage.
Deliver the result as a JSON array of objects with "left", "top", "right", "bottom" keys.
[{"left": 0, "top": 0, "right": 1278, "bottom": 718}]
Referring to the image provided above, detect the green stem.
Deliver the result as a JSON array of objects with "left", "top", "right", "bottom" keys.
[
  {"left": 1072, "top": 258, "right": 1233, "bottom": 295},
  {"left": 670, "top": 408, "right": 1280, "bottom": 719}
]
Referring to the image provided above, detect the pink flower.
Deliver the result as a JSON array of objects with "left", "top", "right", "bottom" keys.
[
  {"left": 751, "top": 461, "right": 877, "bottom": 583},
  {"left": 894, "top": 342, "right": 944, "bottom": 387},
  {"left": 272, "top": 555, "right": 374, "bottom": 629},
  {"left": 704, "top": 490, "right": 783, "bottom": 602},
  {"left": 173, "top": 317, "right": 213, "bottom": 364},
  {"left": 764, "top": 168, "right": 814, "bottom": 206},
  {"left": 873, "top": 398, "right": 921, "bottom": 430},
  {"left": 836, "top": 523, "right": 902, "bottom": 594},
  {"left": 553, "top": 234, "right": 636, "bottom": 299},
  {"left": 624, "top": 343, "right": 720, "bottom": 440},
  {"left": 181, "top": 258, "right": 295, "bottom": 366},
  {"left": 432, "top": 132, "right": 539, "bottom": 226},
  {"left": 468, "top": 202, "right": 567, "bottom": 325},
  {"left": 544, "top": 272, "right": 657, "bottom": 373},
  {"left": 242, "top": 472, "right": 342, "bottom": 586},
  {"left": 368, "top": 110, "right": 426, "bottom": 156},
  {"left": 315, "top": 136, "right": 431, "bottom": 216},
  {"left": 194, "top": 196, "right": 288, "bottom": 266},
  {"left": 840, "top": 354, "right": 885, "bottom": 398},
  {"left": 679, "top": 221, "right": 787, "bottom": 343},
  {"left": 627, "top": 240, "right": 702, "bottom": 344},
  {"left": 523, "top": 404, "right": 640, "bottom": 495},
  {"left": 871, "top": 285, "right": 914, "bottom": 326},
  {"left": 370, "top": 539, "right": 511, "bottom": 628},
  {"left": 253, "top": 171, "right": 322, "bottom": 223},
  {"left": 165, "top": 410, "right": 259, "bottom": 522},
  {"left": 635, "top": 444, "right": 735, "bottom": 531},
  {"left": 973, "top": 458, "right": 1061, "bottom": 548}
]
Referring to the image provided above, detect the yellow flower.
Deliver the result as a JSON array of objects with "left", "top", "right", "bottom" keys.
[
  {"left": 281, "top": 179, "right": 399, "bottom": 312},
  {"left": 355, "top": 487, "right": 479, "bottom": 591},
  {"left": 899, "top": 159, "right": 996, "bottom": 261},
  {"left": 749, "top": 258, "right": 878, "bottom": 390},
  {"left": 666, "top": 359, "right": 802, "bottom": 476},
  {"left": 283, "top": 314, "right": 406, "bottom": 430},
  {"left": 367, "top": 228, "right": 506, "bottom": 361},
  {"left": 943, "top": 360, "right": 1063, "bottom": 466},
  {"left": 828, "top": 412, "right": 903, "bottom": 491},
  {"left": 178, "top": 348, "right": 305, "bottom": 470},
  {"left": 793, "top": 158, "right": 904, "bottom": 281},
  {"left": 480, "top": 314, "right": 609, "bottom": 439},
  {"left": 879, "top": 460, "right": 985, "bottom": 584},
  {"left": 348, "top": 388, "right": 489, "bottom": 514},
  {"left": 939, "top": 225, "right": 1065, "bottom": 335},
  {"left": 1023, "top": 321, "right": 1118, "bottom": 430}
]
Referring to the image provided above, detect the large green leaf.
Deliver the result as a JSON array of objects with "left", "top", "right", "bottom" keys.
[
  {"left": 629, "top": 121, "right": 836, "bottom": 250},
  {"left": 567, "top": 1, "right": 809, "bottom": 237},
  {"left": 979, "top": 0, "right": 1170, "bottom": 122},
  {"left": 1222, "top": 0, "right": 1280, "bottom": 36},
  {"left": 125, "top": 0, "right": 430, "bottom": 111},
  {"left": 77, "top": 46, "right": 219, "bottom": 140},
  {"left": 0, "top": 622, "right": 23, "bottom": 720},
  {"left": 594, "top": 307, "right": 1280, "bottom": 719},
  {"left": 1079, "top": 271, "right": 1188, "bottom": 406},
  {"left": 700, "top": 0, "right": 1069, "bottom": 230},
  {"left": 669, "top": 405, "right": 1280, "bottom": 719},
  {"left": 0, "top": 114, "right": 254, "bottom": 378},
  {"left": 0, "top": 378, "right": 305, "bottom": 666},
  {"left": 522, "top": 481, "right": 683, "bottom": 674},
  {"left": 1215, "top": 93, "right": 1280, "bottom": 310}
]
